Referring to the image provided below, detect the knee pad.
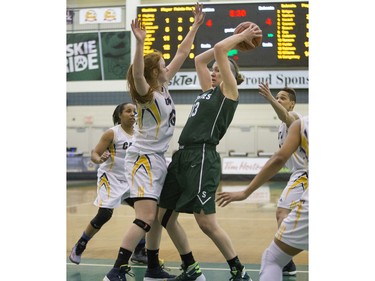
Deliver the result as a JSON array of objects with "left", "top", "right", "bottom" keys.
[
  {"left": 133, "top": 219, "right": 151, "bottom": 232},
  {"left": 90, "top": 208, "right": 113, "bottom": 229},
  {"left": 161, "top": 209, "right": 173, "bottom": 228},
  {"left": 260, "top": 241, "right": 293, "bottom": 277}
]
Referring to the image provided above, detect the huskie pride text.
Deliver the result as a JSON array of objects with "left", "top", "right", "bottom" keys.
[{"left": 66, "top": 40, "right": 99, "bottom": 73}]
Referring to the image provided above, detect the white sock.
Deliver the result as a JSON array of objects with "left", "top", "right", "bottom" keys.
[{"left": 259, "top": 241, "right": 293, "bottom": 281}]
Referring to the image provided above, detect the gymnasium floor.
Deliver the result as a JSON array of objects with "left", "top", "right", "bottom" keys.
[
  {"left": 67, "top": 180, "right": 308, "bottom": 281},
  {"left": 67, "top": 259, "right": 308, "bottom": 281}
]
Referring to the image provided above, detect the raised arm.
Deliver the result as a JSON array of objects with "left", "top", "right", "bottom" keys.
[
  {"left": 195, "top": 48, "right": 215, "bottom": 92},
  {"left": 216, "top": 119, "right": 302, "bottom": 207},
  {"left": 259, "top": 82, "right": 299, "bottom": 127},
  {"left": 166, "top": 2, "right": 205, "bottom": 79},
  {"left": 214, "top": 23, "right": 262, "bottom": 100},
  {"left": 130, "top": 18, "right": 149, "bottom": 97}
]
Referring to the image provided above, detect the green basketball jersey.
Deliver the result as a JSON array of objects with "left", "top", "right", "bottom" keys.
[{"left": 179, "top": 86, "right": 238, "bottom": 146}]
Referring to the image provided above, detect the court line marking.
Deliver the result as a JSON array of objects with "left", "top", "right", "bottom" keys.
[
  {"left": 66, "top": 262, "right": 308, "bottom": 273},
  {"left": 66, "top": 213, "right": 277, "bottom": 221},
  {"left": 66, "top": 201, "right": 275, "bottom": 209}
]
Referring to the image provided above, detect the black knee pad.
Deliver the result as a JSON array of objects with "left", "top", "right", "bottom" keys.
[
  {"left": 161, "top": 209, "right": 173, "bottom": 228},
  {"left": 90, "top": 208, "right": 113, "bottom": 229},
  {"left": 133, "top": 219, "right": 151, "bottom": 232}
]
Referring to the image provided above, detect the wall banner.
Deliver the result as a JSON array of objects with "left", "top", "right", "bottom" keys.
[
  {"left": 79, "top": 7, "right": 122, "bottom": 24},
  {"left": 222, "top": 157, "right": 290, "bottom": 175},
  {"left": 66, "top": 31, "right": 130, "bottom": 81},
  {"left": 168, "top": 70, "right": 309, "bottom": 90}
]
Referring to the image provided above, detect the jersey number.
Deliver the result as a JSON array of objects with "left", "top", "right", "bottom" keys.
[
  {"left": 189, "top": 102, "right": 200, "bottom": 118},
  {"left": 169, "top": 109, "right": 176, "bottom": 127}
]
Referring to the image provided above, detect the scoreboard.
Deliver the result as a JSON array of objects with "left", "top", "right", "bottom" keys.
[{"left": 137, "top": 1, "right": 308, "bottom": 69}]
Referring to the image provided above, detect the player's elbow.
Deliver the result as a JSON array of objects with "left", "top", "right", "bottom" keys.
[
  {"left": 194, "top": 54, "right": 203, "bottom": 66},
  {"left": 273, "top": 154, "right": 288, "bottom": 167},
  {"left": 214, "top": 42, "right": 226, "bottom": 56}
]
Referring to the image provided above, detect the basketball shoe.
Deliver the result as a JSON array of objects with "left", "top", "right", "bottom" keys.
[
  {"left": 282, "top": 260, "right": 297, "bottom": 276},
  {"left": 69, "top": 242, "right": 86, "bottom": 265},
  {"left": 103, "top": 265, "right": 134, "bottom": 281},
  {"left": 172, "top": 262, "right": 206, "bottom": 281},
  {"left": 130, "top": 246, "right": 148, "bottom": 264},
  {"left": 229, "top": 267, "right": 251, "bottom": 281},
  {"left": 143, "top": 264, "right": 176, "bottom": 281}
]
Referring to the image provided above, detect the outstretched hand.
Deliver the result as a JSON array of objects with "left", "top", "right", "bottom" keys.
[
  {"left": 216, "top": 191, "right": 247, "bottom": 207},
  {"left": 258, "top": 82, "right": 273, "bottom": 100},
  {"left": 130, "top": 18, "right": 146, "bottom": 42},
  {"left": 192, "top": 2, "right": 205, "bottom": 27}
]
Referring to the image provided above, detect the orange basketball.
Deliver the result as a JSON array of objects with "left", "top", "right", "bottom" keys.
[{"left": 234, "top": 21, "right": 262, "bottom": 52}]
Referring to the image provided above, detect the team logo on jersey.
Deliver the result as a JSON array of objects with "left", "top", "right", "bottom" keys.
[
  {"left": 131, "top": 155, "right": 153, "bottom": 188},
  {"left": 122, "top": 141, "right": 132, "bottom": 150},
  {"left": 98, "top": 173, "right": 110, "bottom": 198}
]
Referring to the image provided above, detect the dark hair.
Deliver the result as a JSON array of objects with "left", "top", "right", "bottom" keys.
[
  {"left": 228, "top": 58, "right": 245, "bottom": 85},
  {"left": 281, "top": 87, "right": 297, "bottom": 102},
  {"left": 126, "top": 50, "right": 163, "bottom": 104},
  {"left": 112, "top": 103, "right": 129, "bottom": 125}
]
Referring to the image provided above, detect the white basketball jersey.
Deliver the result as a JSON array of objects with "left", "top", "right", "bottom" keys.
[
  {"left": 97, "top": 124, "right": 133, "bottom": 180},
  {"left": 299, "top": 115, "right": 309, "bottom": 203},
  {"left": 129, "top": 86, "right": 176, "bottom": 154},
  {"left": 278, "top": 112, "right": 305, "bottom": 173},
  {"left": 299, "top": 115, "right": 309, "bottom": 171}
]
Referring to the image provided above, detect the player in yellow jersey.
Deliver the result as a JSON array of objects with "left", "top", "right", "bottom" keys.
[
  {"left": 69, "top": 103, "right": 147, "bottom": 264},
  {"left": 258, "top": 82, "right": 307, "bottom": 276},
  {"left": 103, "top": 3, "right": 205, "bottom": 281},
  {"left": 217, "top": 116, "right": 309, "bottom": 281}
]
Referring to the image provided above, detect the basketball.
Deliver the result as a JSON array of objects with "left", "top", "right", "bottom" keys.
[{"left": 234, "top": 21, "right": 262, "bottom": 52}]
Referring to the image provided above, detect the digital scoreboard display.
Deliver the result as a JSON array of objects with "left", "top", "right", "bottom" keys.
[{"left": 137, "top": 1, "right": 308, "bottom": 69}]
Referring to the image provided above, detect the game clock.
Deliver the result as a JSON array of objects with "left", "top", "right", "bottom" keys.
[{"left": 137, "top": 1, "right": 308, "bottom": 69}]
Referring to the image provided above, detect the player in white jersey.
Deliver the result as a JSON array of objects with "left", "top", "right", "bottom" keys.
[
  {"left": 103, "top": 4, "right": 205, "bottom": 281},
  {"left": 217, "top": 116, "right": 309, "bottom": 281},
  {"left": 258, "top": 82, "right": 307, "bottom": 276},
  {"left": 69, "top": 103, "right": 141, "bottom": 265}
]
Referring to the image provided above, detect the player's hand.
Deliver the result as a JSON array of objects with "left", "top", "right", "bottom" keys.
[
  {"left": 130, "top": 18, "right": 146, "bottom": 42},
  {"left": 99, "top": 151, "right": 110, "bottom": 163},
  {"left": 216, "top": 191, "right": 247, "bottom": 207},
  {"left": 258, "top": 82, "right": 273, "bottom": 100},
  {"left": 242, "top": 23, "right": 262, "bottom": 48},
  {"left": 192, "top": 2, "right": 205, "bottom": 27}
]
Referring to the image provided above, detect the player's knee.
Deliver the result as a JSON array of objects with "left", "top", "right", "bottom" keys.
[
  {"left": 276, "top": 210, "right": 289, "bottom": 226},
  {"left": 90, "top": 208, "right": 113, "bottom": 229},
  {"left": 262, "top": 241, "right": 292, "bottom": 268},
  {"left": 196, "top": 217, "right": 213, "bottom": 235},
  {"left": 133, "top": 219, "right": 151, "bottom": 232},
  {"left": 160, "top": 209, "right": 173, "bottom": 228}
]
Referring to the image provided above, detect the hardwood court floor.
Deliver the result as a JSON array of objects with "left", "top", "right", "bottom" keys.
[{"left": 67, "top": 180, "right": 308, "bottom": 280}]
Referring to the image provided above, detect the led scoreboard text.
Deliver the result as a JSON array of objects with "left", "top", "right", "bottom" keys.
[{"left": 137, "top": 1, "right": 308, "bottom": 69}]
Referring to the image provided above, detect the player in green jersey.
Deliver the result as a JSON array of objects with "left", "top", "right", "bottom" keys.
[{"left": 158, "top": 23, "right": 262, "bottom": 281}]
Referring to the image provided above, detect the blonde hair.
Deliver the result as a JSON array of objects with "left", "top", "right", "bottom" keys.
[{"left": 228, "top": 58, "right": 244, "bottom": 85}]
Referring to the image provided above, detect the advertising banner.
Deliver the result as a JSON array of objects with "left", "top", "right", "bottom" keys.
[
  {"left": 66, "top": 31, "right": 130, "bottom": 81},
  {"left": 222, "top": 157, "right": 290, "bottom": 175},
  {"left": 79, "top": 7, "right": 122, "bottom": 24},
  {"left": 168, "top": 70, "right": 309, "bottom": 90}
]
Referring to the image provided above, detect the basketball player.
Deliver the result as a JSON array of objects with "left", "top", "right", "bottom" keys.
[
  {"left": 69, "top": 103, "right": 148, "bottom": 264},
  {"left": 258, "top": 82, "right": 307, "bottom": 276},
  {"left": 158, "top": 23, "right": 262, "bottom": 281},
  {"left": 217, "top": 116, "right": 309, "bottom": 281},
  {"left": 103, "top": 3, "right": 205, "bottom": 281}
]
